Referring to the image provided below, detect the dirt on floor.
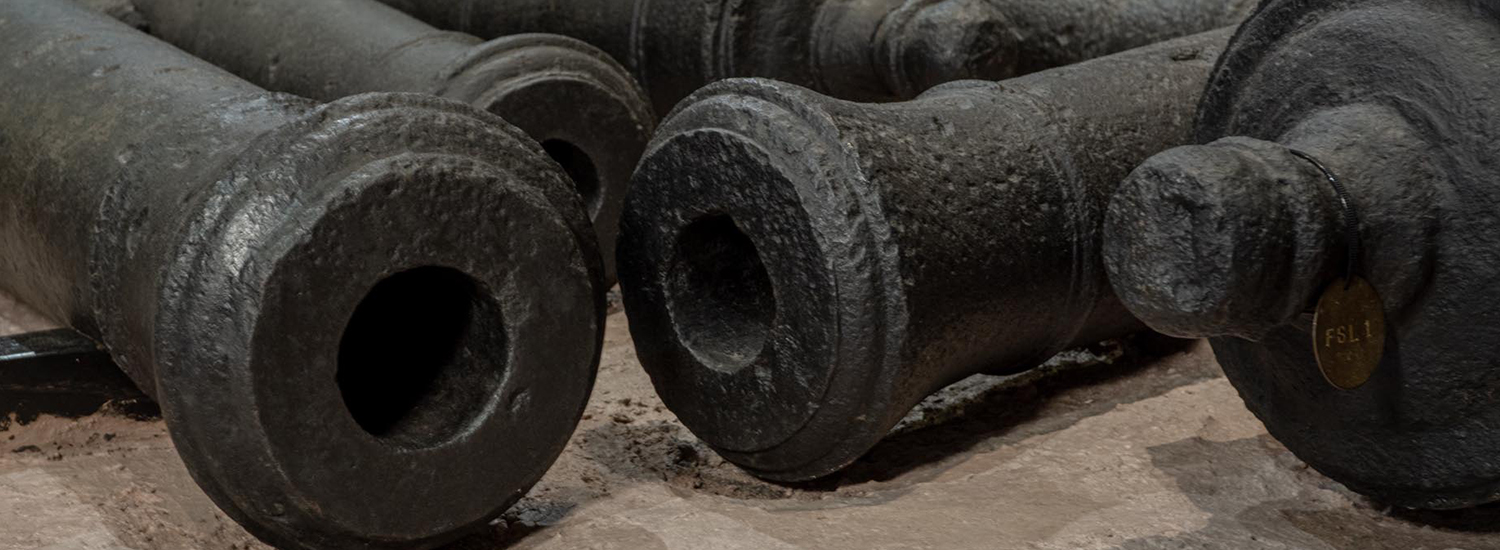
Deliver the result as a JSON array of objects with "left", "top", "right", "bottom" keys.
[{"left": 2, "top": 294, "right": 1499, "bottom": 550}]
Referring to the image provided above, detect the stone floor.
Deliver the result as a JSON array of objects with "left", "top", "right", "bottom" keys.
[{"left": 1, "top": 295, "right": 1497, "bottom": 550}]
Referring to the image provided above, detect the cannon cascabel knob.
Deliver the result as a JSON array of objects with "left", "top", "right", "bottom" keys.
[
  {"left": 129, "top": 0, "right": 656, "bottom": 284},
  {"left": 0, "top": 1, "right": 604, "bottom": 547},
  {"left": 616, "top": 29, "right": 1233, "bottom": 481},
  {"left": 376, "top": 0, "right": 1254, "bottom": 113},
  {"left": 1104, "top": 0, "right": 1497, "bottom": 509},
  {"left": 1106, "top": 137, "right": 1354, "bottom": 341}
]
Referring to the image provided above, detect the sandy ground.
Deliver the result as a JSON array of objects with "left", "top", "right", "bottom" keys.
[
  {"left": 13, "top": 4, "right": 1494, "bottom": 546},
  {"left": 2, "top": 293, "right": 1498, "bottom": 550}
]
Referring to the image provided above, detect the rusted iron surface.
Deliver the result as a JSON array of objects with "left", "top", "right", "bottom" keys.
[
  {"left": 378, "top": 0, "right": 1254, "bottom": 113},
  {"left": 617, "top": 30, "right": 1231, "bottom": 481},
  {"left": 126, "top": 0, "right": 656, "bottom": 284},
  {"left": 1106, "top": 0, "right": 1500, "bottom": 510},
  {"left": 0, "top": 1, "right": 605, "bottom": 547}
]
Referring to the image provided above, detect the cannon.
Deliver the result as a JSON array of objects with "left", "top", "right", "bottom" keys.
[
  {"left": 0, "top": 1, "right": 603, "bottom": 548},
  {"left": 1106, "top": 0, "right": 1500, "bottom": 510},
  {"left": 615, "top": 29, "right": 1232, "bottom": 481},
  {"left": 128, "top": 0, "right": 656, "bottom": 283},
  {"left": 376, "top": 0, "right": 1254, "bottom": 113}
]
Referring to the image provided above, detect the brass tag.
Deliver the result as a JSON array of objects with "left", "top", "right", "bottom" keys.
[{"left": 1311, "top": 276, "right": 1387, "bottom": 390}]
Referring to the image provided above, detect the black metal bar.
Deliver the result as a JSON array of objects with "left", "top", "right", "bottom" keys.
[{"left": 0, "top": 330, "right": 157, "bottom": 426}]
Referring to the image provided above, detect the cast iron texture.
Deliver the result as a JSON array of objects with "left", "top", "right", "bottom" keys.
[
  {"left": 1105, "top": 0, "right": 1500, "bottom": 509},
  {"left": 127, "top": 0, "right": 656, "bottom": 284},
  {"left": 615, "top": 29, "right": 1232, "bottom": 482},
  {"left": 0, "top": 1, "right": 605, "bottom": 547},
  {"left": 377, "top": 0, "right": 1255, "bottom": 114}
]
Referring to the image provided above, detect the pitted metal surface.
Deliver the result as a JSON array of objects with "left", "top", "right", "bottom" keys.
[
  {"left": 0, "top": 1, "right": 604, "bottom": 547},
  {"left": 1105, "top": 0, "right": 1500, "bottom": 509},
  {"left": 615, "top": 29, "right": 1233, "bottom": 482},
  {"left": 126, "top": 0, "right": 656, "bottom": 284},
  {"left": 376, "top": 0, "right": 1255, "bottom": 113}
]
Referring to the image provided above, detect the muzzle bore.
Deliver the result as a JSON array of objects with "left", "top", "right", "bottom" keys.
[
  {"left": 0, "top": 2, "right": 604, "bottom": 547},
  {"left": 618, "top": 29, "right": 1232, "bottom": 481}
]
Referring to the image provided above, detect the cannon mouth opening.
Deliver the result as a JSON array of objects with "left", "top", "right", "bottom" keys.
[
  {"left": 336, "top": 266, "right": 508, "bottom": 449},
  {"left": 665, "top": 214, "right": 777, "bottom": 374},
  {"left": 542, "top": 139, "right": 602, "bottom": 215}
]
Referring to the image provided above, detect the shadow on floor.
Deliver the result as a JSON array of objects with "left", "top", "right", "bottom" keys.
[
  {"left": 797, "top": 333, "right": 1210, "bottom": 490},
  {"left": 1117, "top": 434, "right": 1500, "bottom": 550}
]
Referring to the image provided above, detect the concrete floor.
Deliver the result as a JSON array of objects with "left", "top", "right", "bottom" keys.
[{"left": 1, "top": 295, "right": 1498, "bottom": 550}]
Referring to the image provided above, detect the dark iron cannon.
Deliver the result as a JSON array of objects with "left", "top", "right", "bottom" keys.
[
  {"left": 615, "top": 29, "right": 1232, "bottom": 481},
  {"left": 1106, "top": 0, "right": 1500, "bottom": 510},
  {"left": 0, "top": 0, "right": 603, "bottom": 547},
  {"left": 376, "top": 0, "right": 1254, "bottom": 113},
  {"left": 128, "top": 0, "right": 656, "bottom": 283}
]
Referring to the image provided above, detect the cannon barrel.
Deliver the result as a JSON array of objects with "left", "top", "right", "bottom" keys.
[
  {"left": 1105, "top": 0, "right": 1500, "bottom": 510},
  {"left": 0, "top": 1, "right": 604, "bottom": 547},
  {"left": 615, "top": 29, "right": 1232, "bottom": 481},
  {"left": 129, "top": 0, "right": 656, "bottom": 283},
  {"left": 376, "top": 0, "right": 1254, "bottom": 113}
]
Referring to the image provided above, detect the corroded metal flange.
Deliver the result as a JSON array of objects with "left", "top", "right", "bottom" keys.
[
  {"left": 618, "top": 30, "right": 1232, "bottom": 481},
  {"left": 128, "top": 0, "right": 656, "bottom": 283},
  {"left": 0, "top": 1, "right": 604, "bottom": 547}
]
